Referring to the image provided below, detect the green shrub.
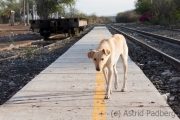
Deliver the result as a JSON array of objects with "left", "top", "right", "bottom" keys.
[
  {"left": 116, "top": 10, "right": 140, "bottom": 23},
  {"left": 159, "top": 19, "right": 169, "bottom": 26},
  {"left": 149, "top": 16, "right": 160, "bottom": 25}
]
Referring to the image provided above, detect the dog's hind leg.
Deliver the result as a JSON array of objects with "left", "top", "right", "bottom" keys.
[
  {"left": 120, "top": 54, "right": 128, "bottom": 92},
  {"left": 113, "top": 64, "right": 119, "bottom": 90}
]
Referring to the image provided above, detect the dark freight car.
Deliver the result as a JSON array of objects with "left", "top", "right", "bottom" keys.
[{"left": 30, "top": 18, "right": 88, "bottom": 39}]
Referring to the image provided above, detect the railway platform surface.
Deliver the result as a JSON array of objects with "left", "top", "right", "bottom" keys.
[{"left": 0, "top": 26, "right": 179, "bottom": 120}]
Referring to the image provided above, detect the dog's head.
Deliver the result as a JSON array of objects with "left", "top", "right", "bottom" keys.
[{"left": 87, "top": 49, "right": 110, "bottom": 71}]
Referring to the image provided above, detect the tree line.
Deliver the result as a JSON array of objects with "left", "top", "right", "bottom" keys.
[
  {"left": 0, "top": 0, "right": 112, "bottom": 25},
  {"left": 116, "top": 0, "right": 180, "bottom": 26}
]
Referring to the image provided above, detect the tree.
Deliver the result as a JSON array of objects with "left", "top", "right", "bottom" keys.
[
  {"left": 116, "top": 10, "right": 139, "bottom": 23},
  {"left": 151, "top": 0, "right": 175, "bottom": 19},
  {"left": 89, "top": 13, "right": 97, "bottom": 24},
  {"left": 135, "top": 0, "right": 176, "bottom": 23},
  {"left": 169, "top": 0, "right": 180, "bottom": 22},
  {"left": 135, "top": 0, "right": 152, "bottom": 14},
  {"left": 36, "top": 0, "right": 76, "bottom": 19},
  {"left": 68, "top": 6, "right": 79, "bottom": 17},
  {"left": 0, "top": 0, "right": 21, "bottom": 23}
]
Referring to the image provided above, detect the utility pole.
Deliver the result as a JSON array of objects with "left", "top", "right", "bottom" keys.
[
  {"left": 32, "top": 1, "right": 34, "bottom": 20},
  {"left": 23, "top": 0, "right": 26, "bottom": 25},
  {"left": 56, "top": 11, "right": 58, "bottom": 19},
  {"left": 35, "top": 5, "right": 37, "bottom": 20},
  {"left": 42, "top": 0, "right": 45, "bottom": 19},
  {"left": 27, "top": 0, "right": 29, "bottom": 25}
]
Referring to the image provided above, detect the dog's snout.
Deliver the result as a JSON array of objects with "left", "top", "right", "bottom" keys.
[{"left": 96, "top": 68, "right": 100, "bottom": 71}]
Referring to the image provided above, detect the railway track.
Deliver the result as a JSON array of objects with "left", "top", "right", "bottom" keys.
[
  {"left": 113, "top": 25, "right": 180, "bottom": 45},
  {"left": 107, "top": 25, "right": 180, "bottom": 68},
  {"left": 116, "top": 23, "right": 180, "bottom": 39}
]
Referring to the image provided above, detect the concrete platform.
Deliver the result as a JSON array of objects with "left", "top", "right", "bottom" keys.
[{"left": 0, "top": 27, "right": 179, "bottom": 120}]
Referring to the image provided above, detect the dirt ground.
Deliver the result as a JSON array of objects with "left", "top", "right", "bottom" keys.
[
  {"left": 0, "top": 24, "right": 30, "bottom": 36},
  {"left": 0, "top": 24, "right": 42, "bottom": 51}
]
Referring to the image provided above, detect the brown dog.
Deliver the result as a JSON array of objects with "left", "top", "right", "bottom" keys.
[{"left": 87, "top": 34, "right": 128, "bottom": 99}]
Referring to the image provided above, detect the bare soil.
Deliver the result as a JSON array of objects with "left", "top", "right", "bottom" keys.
[
  {"left": 0, "top": 24, "right": 42, "bottom": 50},
  {"left": 0, "top": 24, "right": 30, "bottom": 36}
]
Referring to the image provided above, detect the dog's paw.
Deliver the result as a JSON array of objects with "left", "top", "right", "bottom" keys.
[
  {"left": 104, "top": 94, "right": 110, "bottom": 99},
  {"left": 114, "top": 82, "right": 119, "bottom": 90},
  {"left": 105, "top": 90, "right": 112, "bottom": 95},
  {"left": 121, "top": 88, "right": 127, "bottom": 92}
]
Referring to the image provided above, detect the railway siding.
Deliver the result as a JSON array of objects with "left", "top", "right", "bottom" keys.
[{"left": 119, "top": 26, "right": 180, "bottom": 45}]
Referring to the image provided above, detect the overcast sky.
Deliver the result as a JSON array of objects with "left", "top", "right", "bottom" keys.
[{"left": 75, "top": 0, "right": 136, "bottom": 16}]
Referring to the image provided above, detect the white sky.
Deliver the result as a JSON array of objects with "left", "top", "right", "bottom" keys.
[{"left": 75, "top": 0, "right": 136, "bottom": 16}]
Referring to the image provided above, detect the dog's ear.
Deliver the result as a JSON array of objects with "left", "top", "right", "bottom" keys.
[
  {"left": 102, "top": 49, "right": 110, "bottom": 56},
  {"left": 87, "top": 50, "right": 95, "bottom": 59}
]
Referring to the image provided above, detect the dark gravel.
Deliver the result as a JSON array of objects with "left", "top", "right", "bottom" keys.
[
  {"left": 0, "top": 26, "right": 93, "bottom": 105},
  {"left": 108, "top": 26, "right": 180, "bottom": 118},
  {"left": 0, "top": 33, "right": 42, "bottom": 42}
]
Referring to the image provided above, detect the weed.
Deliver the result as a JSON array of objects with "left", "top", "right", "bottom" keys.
[
  {"left": 9, "top": 36, "right": 16, "bottom": 46},
  {"left": 24, "top": 47, "right": 35, "bottom": 58}
]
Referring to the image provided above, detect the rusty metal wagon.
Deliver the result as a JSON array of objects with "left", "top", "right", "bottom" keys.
[{"left": 30, "top": 18, "right": 88, "bottom": 39}]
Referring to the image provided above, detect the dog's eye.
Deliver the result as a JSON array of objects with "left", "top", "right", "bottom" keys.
[
  {"left": 94, "top": 58, "right": 96, "bottom": 61},
  {"left": 101, "top": 58, "right": 104, "bottom": 61}
]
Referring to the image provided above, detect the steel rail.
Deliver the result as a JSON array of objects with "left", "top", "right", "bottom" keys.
[
  {"left": 114, "top": 25, "right": 180, "bottom": 45},
  {"left": 107, "top": 25, "right": 180, "bottom": 68}
]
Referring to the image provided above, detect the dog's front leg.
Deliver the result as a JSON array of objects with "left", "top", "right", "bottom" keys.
[
  {"left": 103, "top": 68, "right": 112, "bottom": 95},
  {"left": 103, "top": 68, "right": 108, "bottom": 85},
  {"left": 105, "top": 67, "right": 113, "bottom": 99}
]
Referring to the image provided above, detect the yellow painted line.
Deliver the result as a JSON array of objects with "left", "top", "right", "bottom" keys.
[{"left": 92, "top": 27, "right": 106, "bottom": 120}]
